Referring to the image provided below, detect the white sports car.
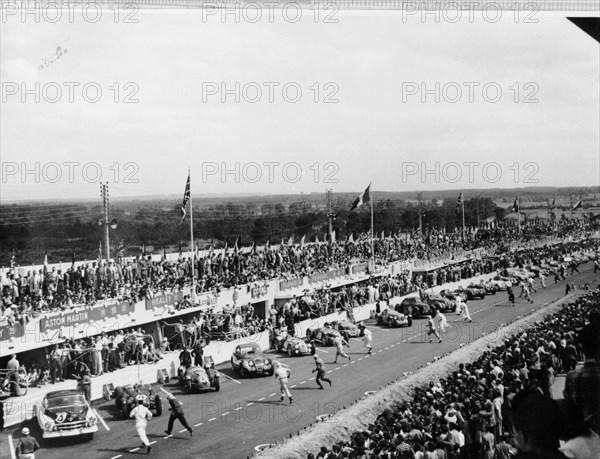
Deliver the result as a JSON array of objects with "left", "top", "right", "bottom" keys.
[{"left": 36, "top": 389, "right": 98, "bottom": 440}]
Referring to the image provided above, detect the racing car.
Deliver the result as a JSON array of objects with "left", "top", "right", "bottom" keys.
[
  {"left": 454, "top": 285, "right": 486, "bottom": 300},
  {"left": 178, "top": 356, "right": 220, "bottom": 393},
  {"left": 467, "top": 282, "right": 497, "bottom": 295},
  {"left": 114, "top": 383, "right": 162, "bottom": 419},
  {"left": 422, "top": 292, "right": 456, "bottom": 313},
  {"left": 306, "top": 324, "right": 343, "bottom": 346},
  {"left": 395, "top": 296, "right": 432, "bottom": 318},
  {"left": 35, "top": 389, "right": 98, "bottom": 440},
  {"left": 330, "top": 320, "right": 362, "bottom": 338},
  {"left": 230, "top": 343, "right": 274, "bottom": 377},
  {"left": 377, "top": 309, "right": 412, "bottom": 327},
  {"left": 487, "top": 276, "right": 515, "bottom": 290},
  {"left": 272, "top": 329, "right": 316, "bottom": 356}
]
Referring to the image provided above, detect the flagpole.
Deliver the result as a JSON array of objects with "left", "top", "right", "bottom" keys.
[
  {"left": 370, "top": 183, "right": 374, "bottom": 269},
  {"left": 461, "top": 189, "right": 465, "bottom": 233},
  {"left": 517, "top": 195, "right": 521, "bottom": 234},
  {"left": 188, "top": 167, "right": 196, "bottom": 302}
]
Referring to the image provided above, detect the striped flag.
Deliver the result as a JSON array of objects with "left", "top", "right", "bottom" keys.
[
  {"left": 572, "top": 197, "right": 582, "bottom": 211},
  {"left": 181, "top": 172, "right": 191, "bottom": 222},
  {"left": 10, "top": 250, "right": 16, "bottom": 268},
  {"left": 300, "top": 235, "right": 306, "bottom": 248},
  {"left": 350, "top": 183, "right": 371, "bottom": 210},
  {"left": 512, "top": 197, "right": 520, "bottom": 213},
  {"left": 550, "top": 196, "right": 556, "bottom": 211},
  {"left": 98, "top": 241, "right": 103, "bottom": 261},
  {"left": 117, "top": 240, "right": 125, "bottom": 259}
]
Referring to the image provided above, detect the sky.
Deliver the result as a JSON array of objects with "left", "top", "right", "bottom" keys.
[{"left": 1, "top": 9, "right": 599, "bottom": 202}]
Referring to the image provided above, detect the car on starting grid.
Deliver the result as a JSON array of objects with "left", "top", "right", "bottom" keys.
[
  {"left": 230, "top": 343, "right": 275, "bottom": 377},
  {"left": 114, "top": 383, "right": 163, "bottom": 419},
  {"left": 377, "top": 308, "right": 413, "bottom": 328},
  {"left": 178, "top": 356, "right": 220, "bottom": 393},
  {"left": 306, "top": 324, "right": 343, "bottom": 346},
  {"left": 35, "top": 389, "right": 98, "bottom": 440}
]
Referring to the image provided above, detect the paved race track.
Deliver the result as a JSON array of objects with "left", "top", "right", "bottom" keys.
[{"left": 2, "top": 265, "right": 598, "bottom": 459}]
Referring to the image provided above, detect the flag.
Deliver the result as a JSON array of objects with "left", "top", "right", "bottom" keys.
[
  {"left": 300, "top": 235, "right": 306, "bottom": 248},
  {"left": 573, "top": 198, "right": 582, "bottom": 211},
  {"left": 456, "top": 191, "right": 463, "bottom": 214},
  {"left": 350, "top": 183, "right": 371, "bottom": 210},
  {"left": 315, "top": 234, "right": 320, "bottom": 244},
  {"left": 10, "top": 250, "right": 16, "bottom": 268},
  {"left": 287, "top": 235, "right": 294, "bottom": 246},
  {"left": 265, "top": 238, "right": 270, "bottom": 252},
  {"left": 347, "top": 233, "right": 355, "bottom": 244},
  {"left": 380, "top": 230, "right": 385, "bottom": 240},
  {"left": 181, "top": 172, "right": 191, "bottom": 222},
  {"left": 71, "top": 247, "right": 76, "bottom": 267},
  {"left": 330, "top": 230, "right": 336, "bottom": 244},
  {"left": 550, "top": 196, "right": 556, "bottom": 210},
  {"left": 512, "top": 197, "right": 519, "bottom": 213},
  {"left": 98, "top": 241, "right": 103, "bottom": 261},
  {"left": 222, "top": 240, "right": 228, "bottom": 258},
  {"left": 234, "top": 237, "right": 239, "bottom": 256},
  {"left": 141, "top": 242, "right": 146, "bottom": 256}
]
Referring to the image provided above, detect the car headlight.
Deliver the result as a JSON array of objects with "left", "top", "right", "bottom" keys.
[
  {"left": 87, "top": 415, "right": 97, "bottom": 426},
  {"left": 243, "top": 361, "right": 250, "bottom": 368},
  {"left": 45, "top": 421, "right": 54, "bottom": 430}
]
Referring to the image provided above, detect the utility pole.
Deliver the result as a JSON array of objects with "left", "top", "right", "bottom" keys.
[
  {"left": 326, "top": 189, "right": 333, "bottom": 240},
  {"left": 99, "top": 182, "right": 114, "bottom": 262},
  {"left": 417, "top": 192, "right": 423, "bottom": 233},
  {"left": 476, "top": 195, "right": 480, "bottom": 228}
]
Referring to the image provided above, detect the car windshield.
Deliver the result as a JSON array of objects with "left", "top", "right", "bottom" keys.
[
  {"left": 239, "top": 346, "right": 257, "bottom": 354},
  {"left": 47, "top": 394, "right": 87, "bottom": 410}
]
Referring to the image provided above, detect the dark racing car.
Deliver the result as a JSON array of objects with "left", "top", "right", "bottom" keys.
[
  {"left": 114, "top": 383, "right": 163, "bottom": 419},
  {"left": 306, "top": 324, "right": 343, "bottom": 346},
  {"left": 377, "top": 309, "right": 412, "bottom": 327},
  {"left": 422, "top": 292, "right": 456, "bottom": 313},
  {"left": 395, "top": 296, "right": 432, "bottom": 318},
  {"left": 35, "top": 389, "right": 98, "bottom": 440},
  {"left": 230, "top": 343, "right": 274, "bottom": 378}
]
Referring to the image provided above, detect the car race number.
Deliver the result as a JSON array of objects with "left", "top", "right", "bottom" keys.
[{"left": 55, "top": 412, "right": 68, "bottom": 423}]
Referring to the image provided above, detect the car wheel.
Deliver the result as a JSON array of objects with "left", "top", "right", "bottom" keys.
[
  {"left": 492, "top": 290, "right": 496, "bottom": 295},
  {"left": 387, "top": 318, "right": 394, "bottom": 328},
  {"left": 240, "top": 368, "right": 246, "bottom": 378},
  {"left": 230, "top": 358, "right": 236, "bottom": 372},
  {"left": 407, "top": 317, "right": 413, "bottom": 327},
  {"left": 85, "top": 433, "right": 94, "bottom": 441},
  {"left": 186, "top": 380, "right": 193, "bottom": 394},
  {"left": 310, "top": 343, "right": 316, "bottom": 355},
  {"left": 287, "top": 345, "right": 293, "bottom": 357},
  {"left": 121, "top": 405, "right": 129, "bottom": 420},
  {"left": 154, "top": 396, "right": 162, "bottom": 416},
  {"left": 214, "top": 378, "right": 220, "bottom": 392}
]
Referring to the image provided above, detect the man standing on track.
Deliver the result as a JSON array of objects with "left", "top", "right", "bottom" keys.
[
  {"left": 332, "top": 335, "right": 352, "bottom": 364},
  {"left": 164, "top": 393, "right": 192, "bottom": 437},
  {"left": 359, "top": 323, "right": 373, "bottom": 354},
  {"left": 427, "top": 315, "right": 442, "bottom": 343},
  {"left": 274, "top": 363, "right": 293, "bottom": 404},
  {"left": 130, "top": 398, "right": 153, "bottom": 454},
  {"left": 312, "top": 355, "right": 332, "bottom": 389}
]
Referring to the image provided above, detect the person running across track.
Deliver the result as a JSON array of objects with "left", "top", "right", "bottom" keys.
[
  {"left": 507, "top": 286, "right": 516, "bottom": 307},
  {"left": 130, "top": 398, "right": 153, "bottom": 454},
  {"left": 427, "top": 315, "right": 442, "bottom": 343},
  {"left": 435, "top": 309, "right": 449, "bottom": 333},
  {"left": 457, "top": 297, "right": 472, "bottom": 322},
  {"left": 165, "top": 393, "right": 192, "bottom": 437},
  {"left": 527, "top": 277, "right": 537, "bottom": 293},
  {"left": 332, "top": 335, "right": 352, "bottom": 364},
  {"left": 359, "top": 323, "right": 373, "bottom": 354},
  {"left": 312, "top": 355, "right": 332, "bottom": 389},
  {"left": 522, "top": 284, "right": 534, "bottom": 304},
  {"left": 274, "top": 363, "right": 293, "bottom": 404}
]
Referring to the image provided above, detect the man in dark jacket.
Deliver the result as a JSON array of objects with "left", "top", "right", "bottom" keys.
[{"left": 164, "top": 393, "right": 192, "bottom": 436}]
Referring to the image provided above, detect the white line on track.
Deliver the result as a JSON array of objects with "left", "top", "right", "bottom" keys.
[
  {"left": 179, "top": 429, "right": 187, "bottom": 433},
  {"left": 350, "top": 361, "right": 356, "bottom": 364},
  {"left": 269, "top": 393, "right": 276, "bottom": 396},
  {"left": 334, "top": 367, "right": 340, "bottom": 371},
  {"left": 291, "top": 385, "right": 297, "bottom": 388},
  {"left": 234, "top": 406, "right": 242, "bottom": 411},
  {"left": 208, "top": 417, "right": 217, "bottom": 422},
  {"left": 317, "top": 349, "right": 329, "bottom": 353},
  {"left": 110, "top": 456, "right": 122, "bottom": 459},
  {"left": 149, "top": 441, "right": 157, "bottom": 445},
  {"left": 378, "top": 350, "right": 383, "bottom": 353},
  {"left": 309, "top": 377, "right": 315, "bottom": 380},
  {"left": 163, "top": 435, "right": 172, "bottom": 439},
  {"left": 194, "top": 422, "right": 203, "bottom": 427},
  {"left": 130, "top": 448, "right": 140, "bottom": 452},
  {"left": 357, "top": 358, "right": 363, "bottom": 361},
  {"left": 326, "top": 370, "right": 333, "bottom": 373},
  {"left": 378, "top": 329, "right": 389, "bottom": 332},
  {"left": 8, "top": 435, "right": 16, "bottom": 459},
  {"left": 299, "top": 381, "right": 306, "bottom": 384},
  {"left": 258, "top": 397, "right": 266, "bottom": 401},
  {"left": 222, "top": 412, "right": 230, "bottom": 416},
  {"left": 247, "top": 402, "right": 254, "bottom": 406},
  {"left": 343, "top": 364, "right": 348, "bottom": 367},
  {"left": 276, "top": 362, "right": 290, "bottom": 367},
  {"left": 351, "top": 338, "right": 361, "bottom": 341},
  {"left": 218, "top": 371, "right": 241, "bottom": 384},
  {"left": 94, "top": 408, "right": 110, "bottom": 431}
]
